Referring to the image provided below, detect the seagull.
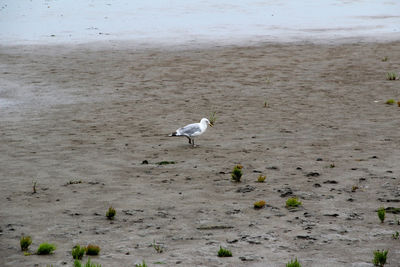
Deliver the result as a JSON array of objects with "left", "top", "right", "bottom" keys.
[{"left": 169, "top": 118, "right": 212, "bottom": 147}]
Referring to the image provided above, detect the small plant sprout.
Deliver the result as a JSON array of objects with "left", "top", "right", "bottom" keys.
[
  {"left": 351, "top": 185, "right": 359, "bottom": 192},
  {"left": 20, "top": 236, "right": 32, "bottom": 251},
  {"left": 209, "top": 111, "right": 217, "bottom": 126},
  {"left": 254, "top": 200, "right": 266, "bottom": 209},
  {"left": 392, "top": 231, "right": 399, "bottom": 239},
  {"left": 386, "top": 99, "right": 395, "bottom": 105},
  {"left": 36, "top": 242, "right": 56, "bottom": 255},
  {"left": 264, "top": 100, "right": 268, "bottom": 108},
  {"left": 373, "top": 250, "right": 388, "bottom": 267},
  {"left": 286, "top": 258, "right": 302, "bottom": 267},
  {"left": 152, "top": 240, "right": 163, "bottom": 253},
  {"left": 74, "top": 258, "right": 102, "bottom": 267},
  {"left": 217, "top": 246, "right": 232, "bottom": 257},
  {"left": 382, "top": 56, "right": 388, "bottom": 62},
  {"left": 377, "top": 207, "right": 386, "bottom": 223},
  {"left": 329, "top": 163, "right": 335, "bottom": 168},
  {"left": 72, "top": 245, "right": 85, "bottom": 260},
  {"left": 85, "top": 244, "right": 100, "bottom": 256},
  {"left": 231, "top": 165, "right": 243, "bottom": 182},
  {"left": 386, "top": 72, "right": 398, "bottom": 80},
  {"left": 286, "top": 197, "right": 302, "bottom": 208},
  {"left": 32, "top": 181, "right": 37, "bottom": 194},
  {"left": 135, "top": 260, "right": 148, "bottom": 267},
  {"left": 397, "top": 101, "right": 400, "bottom": 107},
  {"left": 106, "top": 206, "right": 116, "bottom": 220},
  {"left": 257, "top": 174, "right": 266, "bottom": 183}
]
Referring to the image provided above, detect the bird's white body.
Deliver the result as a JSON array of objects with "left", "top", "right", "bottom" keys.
[{"left": 170, "top": 118, "right": 212, "bottom": 146}]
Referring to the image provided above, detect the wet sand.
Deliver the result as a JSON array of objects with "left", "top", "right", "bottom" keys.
[{"left": 0, "top": 41, "right": 399, "bottom": 266}]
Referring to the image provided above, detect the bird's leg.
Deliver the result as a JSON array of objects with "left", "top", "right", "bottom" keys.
[
  {"left": 192, "top": 139, "right": 195, "bottom": 147},
  {"left": 185, "top": 136, "right": 191, "bottom": 144}
]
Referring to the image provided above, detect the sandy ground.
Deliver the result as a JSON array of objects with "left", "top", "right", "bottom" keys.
[{"left": 0, "top": 40, "right": 400, "bottom": 267}]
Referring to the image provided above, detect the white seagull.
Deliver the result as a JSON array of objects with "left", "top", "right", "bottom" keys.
[{"left": 169, "top": 118, "right": 212, "bottom": 146}]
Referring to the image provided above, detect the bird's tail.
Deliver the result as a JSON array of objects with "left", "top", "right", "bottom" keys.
[{"left": 169, "top": 132, "right": 177, "bottom": 137}]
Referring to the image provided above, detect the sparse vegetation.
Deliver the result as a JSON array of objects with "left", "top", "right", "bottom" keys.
[
  {"left": 152, "top": 240, "right": 163, "bottom": 253},
  {"left": 329, "top": 163, "right": 335, "bottom": 168},
  {"left": 386, "top": 99, "right": 395, "bottom": 105},
  {"left": 257, "top": 175, "right": 266, "bottom": 183},
  {"left": 72, "top": 245, "right": 85, "bottom": 260},
  {"left": 32, "top": 181, "right": 37, "bottom": 194},
  {"left": 382, "top": 56, "right": 388, "bottom": 62},
  {"left": 209, "top": 111, "right": 217, "bottom": 126},
  {"left": 74, "top": 258, "right": 102, "bottom": 267},
  {"left": 135, "top": 260, "right": 148, "bottom": 267},
  {"left": 386, "top": 72, "right": 398, "bottom": 80},
  {"left": 351, "top": 185, "right": 359, "bottom": 192},
  {"left": 254, "top": 200, "right": 266, "bottom": 209},
  {"left": 85, "top": 244, "right": 100, "bottom": 256},
  {"left": 20, "top": 236, "right": 32, "bottom": 251},
  {"left": 377, "top": 207, "right": 386, "bottom": 223},
  {"left": 373, "top": 250, "right": 388, "bottom": 267},
  {"left": 398, "top": 101, "right": 400, "bottom": 107},
  {"left": 286, "top": 197, "right": 302, "bottom": 208},
  {"left": 231, "top": 165, "right": 243, "bottom": 182},
  {"left": 36, "top": 242, "right": 56, "bottom": 255},
  {"left": 106, "top": 206, "right": 116, "bottom": 220},
  {"left": 392, "top": 231, "right": 399, "bottom": 240},
  {"left": 264, "top": 100, "right": 268, "bottom": 108},
  {"left": 217, "top": 246, "right": 232, "bottom": 257},
  {"left": 286, "top": 258, "right": 302, "bottom": 267}
]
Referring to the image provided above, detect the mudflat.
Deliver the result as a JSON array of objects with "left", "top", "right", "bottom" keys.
[{"left": 0, "top": 41, "right": 399, "bottom": 266}]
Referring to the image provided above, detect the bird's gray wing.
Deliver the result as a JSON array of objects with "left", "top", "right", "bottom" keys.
[{"left": 178, "top": 124, "right": 201, "bottom": 136}]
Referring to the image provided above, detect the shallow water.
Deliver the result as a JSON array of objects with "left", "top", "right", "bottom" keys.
[{"left": 0, "top": 0, "right": 399, "bottom": 45}]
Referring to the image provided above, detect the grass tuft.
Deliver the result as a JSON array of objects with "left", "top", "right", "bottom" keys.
[
  {"left": 257, "top": 175, "right": 266, "bottom": 183},
  {"left": 86, "top": 244, "right": 100, "bottom": 256},
  {"left": 36, "top": 242, "right": 56, "bottom": 255},
  {"left": 135, "top": 260, "right": 148, "bottom": 267},
  {"left": 20, "top": 236, "right": 32, "bottom": 251},
  {"left": 74, "top": 258, "right": 102, "bottom": 267},
  {"left": 386, "top": 99, "right": 395, "bottom": 105},
  {"left": 217, "top": 246, "right": 232, "bottom": 257},
  {"left": 106, "top": 206, "right": 116, "bottom": 220},
  {"left": 254, "top": 200, "right": 266, "bottom": 209},
  {"left": 373, "top": 250, "right": 388, "bottom": 267},
  {"left": 377, "top": 207, "right": 386, "bottom": 223},
  {"left": 209, "top": 111, "right": 217, "bottom": 126},
  {"left": 286, "top": 197, "right": 302, "bottom": 208},
  {"left": 72, "top": 245, "right": 85, "bottom": 260},
  {"left": 386, "top": 72, "right": 398, "bottom": 80},
  {"left": 231, "top": 165, "right": 243, "bottom": 182},
  {"left": 286, "top": 258, "right": 302, "bottom": 267}
]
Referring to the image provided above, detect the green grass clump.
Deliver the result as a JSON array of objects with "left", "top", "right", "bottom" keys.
[
  {"left": 72, "top": 245, "right": 85, "bottom": 260},
  {"left": 286, "top": 258, "right": 302, "bottom": 267},
  {"left": 106, "top": 206, "right": 116, "bottom": 220},
  {"left": 386, "top": 99, "right": 395, "bottom": 105},
  {"left": 286, "top": 197, "right": 302, "bottom": 208},
  {"left": 257, "top": 175, "right": 266, "bottom": 183},
  {"left": 386, "top": 72, "right": 398, "bottom": 80},
  {"left": 254, "top": 200, "right": 266, "bottom": 209},
  {"left": 377, "top": 207, "right": 386, "bottom": 223},
  {"left": 36, "top": 242, "right": 56, "bottom": 255},
  {"left": 135, "top": 260, "right": 148, "bottom": 267},
  {"left": 86, "top": 244, "right": 100, "bottom": 256},
  {"left": 373, "top": 250, "right": 388, "bottom": 267},
  {"left": 392, "top": 231, "right": 399, "bottom": 239},
  {"left": 217, "top": 246, "right": 232, "bottom": 257},
  {"left": 20, "top": 236, "right": 32, "bottom": 251},
  {"left": 209, "top": 111, "right": 217, "bottom": 126},
  {"left": 231, "top": 165, "right": 243, "bottom": 182},
  {"left": 74, "top": 258, "right": 101, "bottom": 267}
]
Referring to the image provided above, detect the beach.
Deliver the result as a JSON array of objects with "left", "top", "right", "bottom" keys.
[{"left": 1, "top": 40, "right": 399, "bottom": 266}]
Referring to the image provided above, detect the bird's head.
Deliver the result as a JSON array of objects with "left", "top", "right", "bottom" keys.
[{"left": 201, "top": 118, "right": 213, "bottom": 127}]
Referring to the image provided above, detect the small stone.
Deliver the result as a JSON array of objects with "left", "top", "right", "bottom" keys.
[
  {"left": 306, "top": 172, "right": 320, "bottom": 177},
  {"left": 141, "top": 160, "right": 148, "bottom": 164}
]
